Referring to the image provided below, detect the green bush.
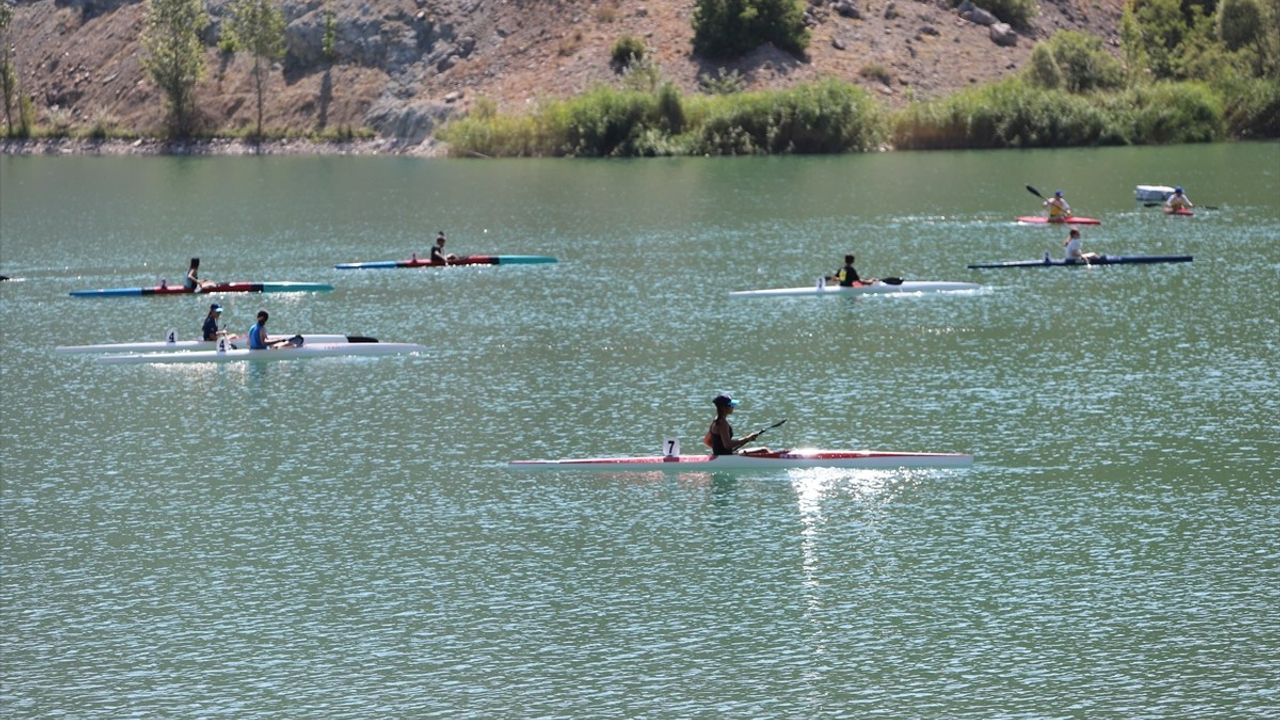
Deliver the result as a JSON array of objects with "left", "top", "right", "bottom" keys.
[
  {"left": 560, "top": 87, "right": 655, "bottom": 156},
  {"left": 859, "top": 64, "right": 892, "bottom": 85},
  {"left": 699, "top": 67, "right": 746, "bottom": 95},
  {"left": 610, "top": 35, "right": 645, "bottom": 69},
  {"left": 689, "top": 79, "right": 884, "bottom": 154},
  {"left": 441, "top": 80, "right": 883, "bottom": 157},
  {"left": 892, "top": 77, "right": 1116, "bottom": 149},
  {"left": 1036, "top": 31, "right": 1125, "bottom": 92},
  {"left": 1116, "top": 81, "right": 1224, "bottom": 143},
  {"left": 1218, "top": 76, "right": 1280, "bottom": 137},
  {"left": 692, "top": 0, "right": 809, "bottom": 59},
  {"left": 1217, "top": 0, "right": 1263, "bottom": 51},
  {"left": 957, "top": 0, "right": 1036, "bottom": 28},
  {"left": 656, "top": 82, "right": 685, "bottom": 134},
  {"left": 1026, "top": 44, "right": 1062, "bottom": 89}
]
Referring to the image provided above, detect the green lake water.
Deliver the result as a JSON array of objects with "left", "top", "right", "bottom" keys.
[{"left": 2, "top": 144, "right": 1278, "bottom": 717}]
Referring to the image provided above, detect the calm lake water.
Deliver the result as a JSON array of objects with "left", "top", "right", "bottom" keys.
[{"left": 2, "top": 144, "right": 1278, "bottom": 718}]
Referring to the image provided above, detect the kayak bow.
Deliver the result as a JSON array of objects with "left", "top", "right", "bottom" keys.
[
  {"left": 730, "top": 280, "right": 980, "bottom": 298},
  {"left": 97, "top": 342, "right": 426, "bottom": 365},
  {"left": 510, "top": 448, "right": 974, "bottom": 471},
  {"left": 70, "top": 281, "right": 333, "bottom": 298},
  {"left": 968, "top": 254, "right": 1192, "bottom": 269},
  {"left": 335, "top": 255, "right": 557, "bottom": 269}
]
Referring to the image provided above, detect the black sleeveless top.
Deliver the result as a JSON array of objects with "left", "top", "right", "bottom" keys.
[{"left": 709, "top": 419, "right": 732, "bottom": 456}]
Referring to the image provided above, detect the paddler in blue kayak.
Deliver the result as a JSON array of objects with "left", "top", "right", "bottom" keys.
[
  {"left": 704, "top": 394, "right": 769, "bottom": 456},
  {"left": 1044, "top": 190, "right": 1071, "bottom": 221},
  {"left": 183, "top": 257, "right": 217, "bottom": 292},
  {"left": 430, "top": 231, "right": 458, "bottom": 265},
  {"left": 202, "top": 303, "right": 224, "bottom": 341},
  {"left": 826, "top": 254, "right": 877, "bottom": 287},
  {"left": 247, "top": 310, "right": 300, "bottom": 349}
]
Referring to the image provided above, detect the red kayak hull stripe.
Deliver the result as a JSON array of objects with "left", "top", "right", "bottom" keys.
[{"left": 1015, "top": 216, "right": 1102, "bottom": 225}]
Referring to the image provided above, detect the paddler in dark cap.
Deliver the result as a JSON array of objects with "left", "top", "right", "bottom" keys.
[{"left": 704, "top": 393, "right": 768, "bottom": 456}]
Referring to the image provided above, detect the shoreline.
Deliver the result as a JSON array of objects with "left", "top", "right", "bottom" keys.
[{"left": 0, "top": 137, "right": 445, "bottom": 157}]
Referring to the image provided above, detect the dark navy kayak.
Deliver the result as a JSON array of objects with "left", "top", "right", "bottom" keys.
[
  {"left": 335, "top": 255, "right": 557, "bottom": 270},
  {"left": 968, "top": 255, "right": 1193, "bottom": 269}
]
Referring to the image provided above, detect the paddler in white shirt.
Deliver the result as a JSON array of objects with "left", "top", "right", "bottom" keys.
[
  {"left": 1063, "top": 229, "right": 1098, "bottom": 263},
  {"left": 1165, "top": 186, "right": 1193, "bottom": 211},
  {"left": 1044, "top": 190, "right": 1071, "bottom": 221}
]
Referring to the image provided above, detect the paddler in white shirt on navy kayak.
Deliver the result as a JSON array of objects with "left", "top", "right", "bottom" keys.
[
  {"left": 704, "top": 394, "right": 768, "bottom": 456},
  {"left": 1062, "top": 229, "right": 1099, "bottom": 263}
]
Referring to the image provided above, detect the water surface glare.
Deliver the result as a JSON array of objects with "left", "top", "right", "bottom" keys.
[{"left": 2, "top": 145, "right": 1278, "bottom": 717}]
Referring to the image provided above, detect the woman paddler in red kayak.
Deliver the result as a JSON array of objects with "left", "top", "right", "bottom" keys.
[
  {"left": 704, "top": 394, "right": 769, "bottom": 456},
  {"left": 183, "top": 257, "right": 217, "bottom": 292}
]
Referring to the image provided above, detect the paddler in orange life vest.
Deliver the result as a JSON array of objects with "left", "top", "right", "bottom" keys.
[
  {"left": 704, "top": 394, "right": 768, "bottom": 456},
  {"left": 1044, "top": 190, "right": 1071, "bottom": 221}
]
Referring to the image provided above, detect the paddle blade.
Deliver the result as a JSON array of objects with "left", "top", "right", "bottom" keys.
[
  {"left": 881, "top": 277, "right": 903, "bottom": 285},
  {"left": 1025, "top": 185, "right": 1044, "bottom": 199}
]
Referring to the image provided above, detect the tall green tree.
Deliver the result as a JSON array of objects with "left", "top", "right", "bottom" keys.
[
  {"left": 0, "top": 2, "right": 17, "bottom": 136},
  {"left": 226, "top": 0, "right": 286, "bottom": 139},
  {"left": 692, "top": 0, "right": 809, "bottom": 59},
  {"left": 142, "top": 0, "right": 208, "bottom": 136}
]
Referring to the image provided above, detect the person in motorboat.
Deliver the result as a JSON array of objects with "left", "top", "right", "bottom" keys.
[
  {"left": 1165, "top": 186, "right": 1193, "bottom": 212},
  {"left": 1044, "top": 190, "right": 1072, "bottom": 221},
  {"left": 1062, "top": 229, "right": 1099, "bottom": 263},
  {"left": 202, "top": 303, "right": 225, "bottom": 341},
  {"left": 429, "top": 231, "right": 457, "bottom": 264},
  {"left": 183, "top": 257, "right": 217, "bottom": 292},
  {"left": 826, "top": 254, "right": 878, "bottom": 287},
  {"left": 704, "top": 394, "right": 769, "bottom": 456},
  {"left": 247, "top": 310, "right": 301, "bottom": 350}
]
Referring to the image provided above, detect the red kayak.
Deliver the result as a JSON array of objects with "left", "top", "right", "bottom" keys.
[
  {"left": 1164, "top": 207, "right": 1194, "bottom": 217},
  {"left": 1015, "top": 216, "right": 1102, "bottom": 226}
]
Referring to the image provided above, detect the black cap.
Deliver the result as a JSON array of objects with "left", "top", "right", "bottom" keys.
[{"left": 713, "top": 394, "right": 739, "bottom": 408}]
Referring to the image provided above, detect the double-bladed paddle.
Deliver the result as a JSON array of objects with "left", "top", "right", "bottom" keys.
[{"left": 746, "top": 419, "right": 787, "bottom": 442}]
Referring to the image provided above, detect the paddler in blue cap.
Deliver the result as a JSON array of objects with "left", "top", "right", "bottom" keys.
[
  {"left": 704, "top": 394, "right": 768, "bottom": 456},
  {"left": 1165, "top": 186, "right": 1193, "bottom": 212},
  {"left": 1044, "top": 190, "right": 1071, "bottom": 221},
  {"left": 202, "top": 303, "right": 224, "bottom": 341}
]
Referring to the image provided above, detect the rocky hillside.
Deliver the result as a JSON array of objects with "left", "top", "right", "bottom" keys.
[{"left": 5, "top": 0, "right": 1126, "bottom": 151}]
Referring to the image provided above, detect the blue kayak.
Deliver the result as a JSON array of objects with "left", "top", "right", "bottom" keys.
[{"left": 70, "top": 281, "right": 334, "bottom": 297}]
